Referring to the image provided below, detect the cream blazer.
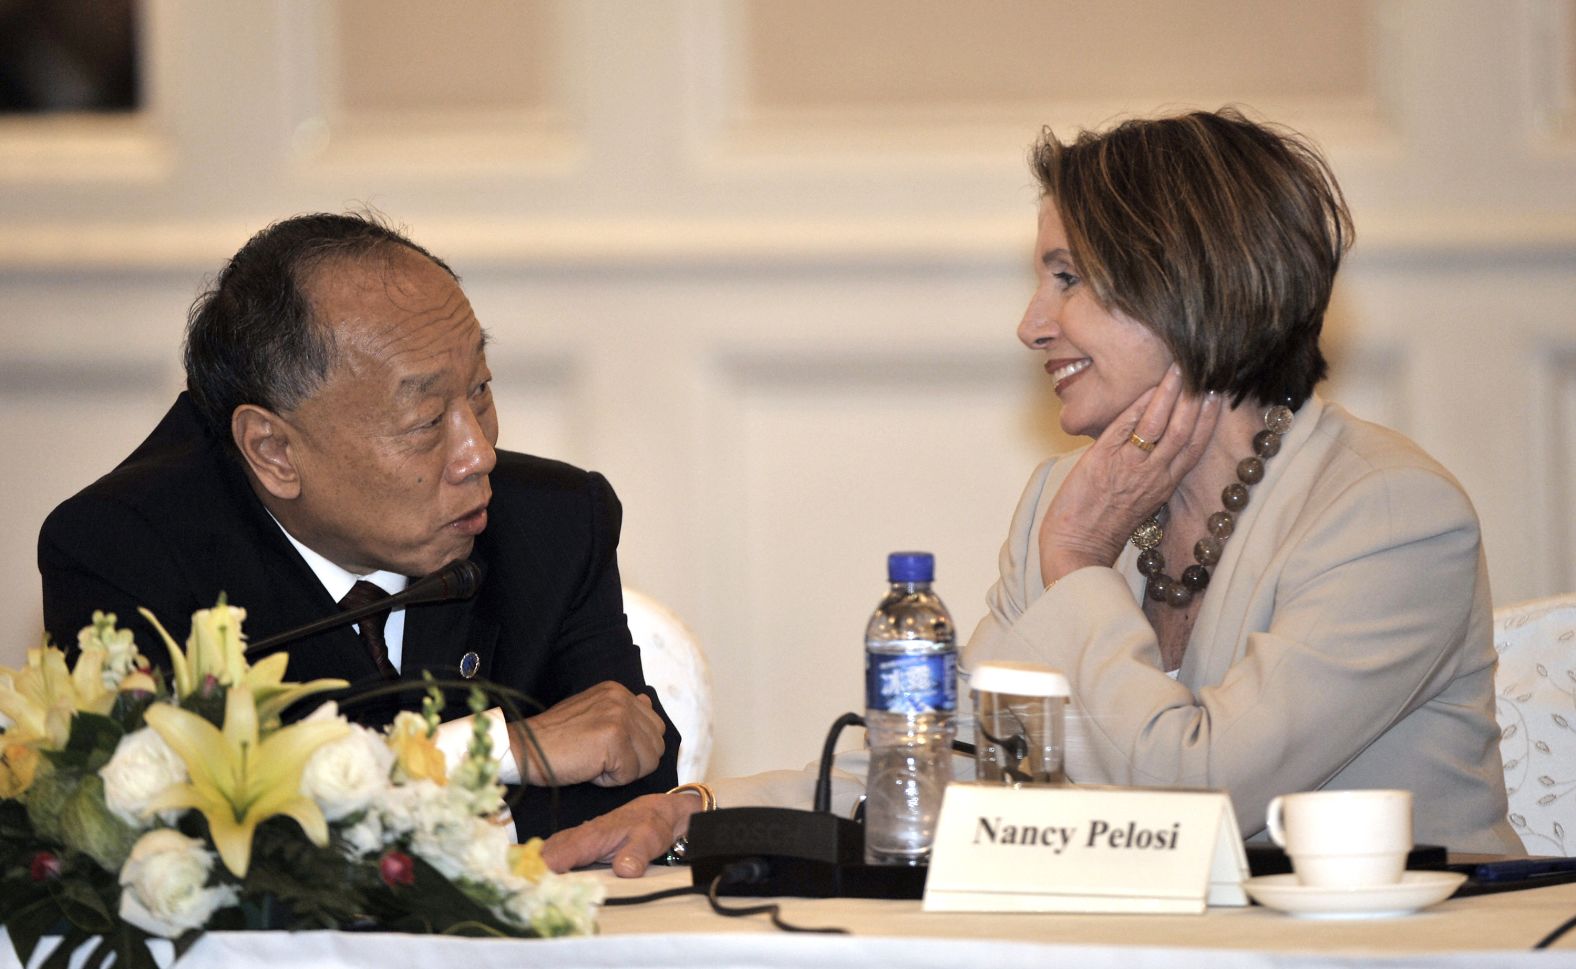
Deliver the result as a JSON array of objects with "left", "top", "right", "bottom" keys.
[
  {"left": 713, "top": 397, "right": 1521, "bottom": 854},
  {"left": 964, "top": 396, "right": 1521, "bottom": 854}
]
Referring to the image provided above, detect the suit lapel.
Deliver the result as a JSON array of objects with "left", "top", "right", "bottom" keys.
[{"left": 401, "top": 554, "right": 500, "bottom": 685}]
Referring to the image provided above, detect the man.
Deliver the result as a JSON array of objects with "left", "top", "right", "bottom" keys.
[{"left": 38, "top": 213, "right": 678, "bottom": 838}]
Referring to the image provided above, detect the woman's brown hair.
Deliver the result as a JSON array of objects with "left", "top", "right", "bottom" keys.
[{"left": 1030, "top": 108, "right": 1353, "bottom": 408}]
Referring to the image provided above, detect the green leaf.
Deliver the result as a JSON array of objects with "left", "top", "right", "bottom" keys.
[
  {"left": 232, "top": 817, "right": 369, "bottom": 929},
  {"left": 25, "top": 768, "right": 80, "bottom": 844},
  {"left": 0, "top": 799, "right": 42, "bottom": 869},
  {"left": 0, "top": 796, "right": 30, "bottom": 829},
  {"left": 81, "top": 936, "right": 113, "bottom": 969},
  {"left": 57, "top": 773, "right": 137, "bottom": 872},
  {"left": 180, "top": 689, "right": 228, "bottom": 729},
  {"left": 51, "top": 875, "right": 117, "bottom": 934},
  {"left": 39, "top": 925, "right": 92, "bottom": 969},
  {"left": 3, "top": 892, "right": 66, "bottom": 965},
  {"left": 47, "top": 713, "right": 126, "bottom": 772},
  {"left": 361, "top": 856, "right": 523, "bottom": 937},
  {"left": 173, "top": 930, "right": 202, "bottom": 962},
  {"left": 113, "top": 690, "right": 157, "bottom": 732},
  {"left": 106, "top": 923, "right": 164, "bottom": 969}
]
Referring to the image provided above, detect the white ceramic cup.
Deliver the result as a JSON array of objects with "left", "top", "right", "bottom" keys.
[{"left": 1264, "top": 789, "right": 1412, "bottom": 888}]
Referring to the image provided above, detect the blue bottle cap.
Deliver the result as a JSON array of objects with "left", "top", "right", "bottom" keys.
[{"left": 887, "top": 551, "right": 935, "bottom": 583}]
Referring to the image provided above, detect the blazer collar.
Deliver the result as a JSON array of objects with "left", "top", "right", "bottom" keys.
[{"left": 1174, "top": 393, "right": 1328, "bottom": 686}]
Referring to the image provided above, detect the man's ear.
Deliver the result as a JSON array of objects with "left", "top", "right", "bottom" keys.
[{"left": 232, "top": 404, "right": 302, "bottom": 500}]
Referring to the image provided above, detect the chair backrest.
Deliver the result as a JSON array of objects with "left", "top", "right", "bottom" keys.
[
  {"left": 624, "top": 588, "right": 712, "bottom": 784},
  {"left": 1493, "top": 592, "right": 1576, "bottom": 855}
]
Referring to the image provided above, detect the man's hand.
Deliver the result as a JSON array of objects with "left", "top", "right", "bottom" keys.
[
  {"left": 507, "top": 681, "right": 666, "bottom": 787},
  {"left": 541, "top": 791, "right": 704, "bottom": 877}
]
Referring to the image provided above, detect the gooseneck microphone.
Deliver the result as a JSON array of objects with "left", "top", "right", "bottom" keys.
[{"left": 243, "top": 558, "right": 485, "bottom": 658}]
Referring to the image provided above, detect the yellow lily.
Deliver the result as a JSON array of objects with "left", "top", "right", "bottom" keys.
[
  {"left": 118, "top": 670, "right": 159, "bottom": 695},
  {"left": 140, "top": 602, "right": 248, "bottom": 698},
  {"left": 508, "top": 837, "right": 548, "bottom": 883},
  {"left": 387, "top": 712, "right": 447, "bottom": 786},
  {"left": 143, "top": 685, "right": 350, "bottom": 877},
  {"left": 0, "top": 741, "right": 40, "bottom": 798},
  {"left": 67, "top": 648, "right": 117, "bottom": 715},
  {"left": 243, "top": 653, "right": 349, "bottom": 728},
  {"left": 139, "top": 603, "right": 345, "bottom": 724},
  {"left": 0, "top": 646, "right": 115, "bottom": 749}
]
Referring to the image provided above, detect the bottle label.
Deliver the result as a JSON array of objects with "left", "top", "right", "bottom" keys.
[{"left": 866, "top": 650, "right": 958, "bottom": 715}]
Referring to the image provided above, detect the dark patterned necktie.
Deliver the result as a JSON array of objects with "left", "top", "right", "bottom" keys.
[{"left": 339, "top": 580, "right": 396, "bottom": 678}]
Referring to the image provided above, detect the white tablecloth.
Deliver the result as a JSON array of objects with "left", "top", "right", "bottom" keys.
[{"left": 9, "top": 867, "right": 1576, "bottom": 969}]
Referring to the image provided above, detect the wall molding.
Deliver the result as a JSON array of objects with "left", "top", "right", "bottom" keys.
[
  {"left": 684, "top": 0, "right": 1399, "bottom": 175},
  {"left": 1531, "top": 342, "right": 1576, "bottom": 596},
  {"left": 0, "top": 359, "right": 172, "bottom": 397},
  {"left": 276, "top": 1, "right": 581, "bottom": 182},
  {"left": 3, "top": 212, "right": 1575, "bottom": 273},
  {"left": 1525, "top": 0, "right": 1576, "bottom": 151}
]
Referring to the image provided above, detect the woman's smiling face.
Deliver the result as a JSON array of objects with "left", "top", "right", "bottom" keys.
[{"left": 1017, "top": 200, "right": 1175, "bottom": 439}]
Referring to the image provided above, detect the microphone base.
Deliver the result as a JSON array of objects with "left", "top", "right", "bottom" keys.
[{"left": 686, "top": 807, "right": 927, "bottom": 899}]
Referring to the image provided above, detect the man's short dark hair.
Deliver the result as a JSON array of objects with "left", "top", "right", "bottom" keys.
[
  {"left": 183, "top": 212, "right": 457, "bottom": 440},
  {"left": 1030, "top": 108, "right": 1353, "bottom": 409}
]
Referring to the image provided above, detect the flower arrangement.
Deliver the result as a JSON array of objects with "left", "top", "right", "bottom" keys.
[{"left": 1, "top": 602, "right": 603, "bottom": 969}]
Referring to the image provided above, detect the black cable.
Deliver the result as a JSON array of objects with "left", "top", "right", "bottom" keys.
[
  {"left": 603, "top": 885, "right": 702, "bottom": 907},
  {"left": 813, "top": 715, "right": 974, "bottom": 814},
  {"left": 813, "top": 713, "right": 865, "bottom": 814},
  {"left": 1535, "top": 913, "right": 1576, "bottom": 949},
  {"left": 1451, "top": 869, "right": 1576, "bottom": 897},
  {"left": 704, "top": 863, "right": 848, "bottom": 934}
]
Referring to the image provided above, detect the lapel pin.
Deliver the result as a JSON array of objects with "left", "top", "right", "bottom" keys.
[{"left": 459, "top": 651, "right": 481, "bottom": 679}]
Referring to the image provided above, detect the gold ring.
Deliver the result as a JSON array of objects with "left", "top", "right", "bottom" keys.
[{"left": 1128, "top": 431, "right": 1157, "bottom": 452}]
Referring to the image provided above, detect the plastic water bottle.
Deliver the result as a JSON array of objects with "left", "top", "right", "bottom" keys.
[{"left": 863, "top": 551, "right": 957, "bottom": 865}]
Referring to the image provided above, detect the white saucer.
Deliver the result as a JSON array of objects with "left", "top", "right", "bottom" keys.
[{"left": 1242, "top": 871, "right": 1467, "bottom": 919}]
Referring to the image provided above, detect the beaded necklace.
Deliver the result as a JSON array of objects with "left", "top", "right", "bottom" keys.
[{"left": 1130, "top": 404, "right": 1295, "bottom": 608}]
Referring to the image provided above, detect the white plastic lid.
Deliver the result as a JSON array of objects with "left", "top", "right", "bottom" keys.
[{"left": 969, "top": 660, "right": 1070, "bottom": 698}]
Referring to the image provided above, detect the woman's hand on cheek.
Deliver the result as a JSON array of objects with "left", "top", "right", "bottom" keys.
[{"left": 1036, "top": 364, "right": 1223, "bottom": 585}]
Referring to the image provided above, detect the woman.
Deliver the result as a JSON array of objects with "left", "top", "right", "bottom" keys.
[
  {"left": 968, "top": 108, "right": 1519, "bottom": 853},
  {"left": 543, "top": 109, "right": 1522, "bottom": 875}
]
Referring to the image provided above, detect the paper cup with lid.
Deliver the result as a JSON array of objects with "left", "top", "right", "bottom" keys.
[{"left": 970, "top": 660, "right": 1070, "bottom": 786}]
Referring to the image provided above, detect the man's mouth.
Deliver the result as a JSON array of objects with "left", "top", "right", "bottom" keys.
[{"left": 449, "top": 506, "right": 489, "bottom": 536}]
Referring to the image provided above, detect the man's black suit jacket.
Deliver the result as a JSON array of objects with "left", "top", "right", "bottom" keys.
[{"left": 38, "top": 392, "right": 679, "bottom": 839}]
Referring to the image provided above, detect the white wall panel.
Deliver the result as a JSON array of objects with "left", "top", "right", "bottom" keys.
[
  {"left": 0, "top": 372, "right": 177, "bottom": 659},
  {"left": 486, "top": 354, "right": 584, "bottom": 474},
  {"left": 699, "top": 354, "right": 1052, "bottom": 777}
]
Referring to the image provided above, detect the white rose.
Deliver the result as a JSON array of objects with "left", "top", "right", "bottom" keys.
[
  {"left": 118, "top": 829, "right": 239, "bottom": 938},
  {"left": 300, "top": 705, "right": 394, "bottom": 822},
  {"left": 338, "top": 811, "right": 386, "bottom": 859},
  {"left": 502, "top": 871, "right": 604, "bottom": 937},
  {"left": 100, "top": 727, "right": 189, "bottom": 828},
  {"left": 409, "top": 815, "right": 478, "bottom": 881},
  {"left": 387, "top": 784, "right": 485, "bottom": 880},
  {"left": 378, "top": 779, "right": 457, "bottom": 840},
  {"left": 454, "top": 818, "right": 512, "bottom": 881},
  {"left": 374, "top": 783, "right": 420, "bottom": 840}
]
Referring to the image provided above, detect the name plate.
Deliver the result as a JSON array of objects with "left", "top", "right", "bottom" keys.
[{"left": 923, "top": 784, "right": 1249, "bottom": 914}]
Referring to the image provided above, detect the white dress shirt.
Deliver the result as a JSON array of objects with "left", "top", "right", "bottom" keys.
[{"left": 270, "top": 517, "right": 410, "bottom": 671}]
